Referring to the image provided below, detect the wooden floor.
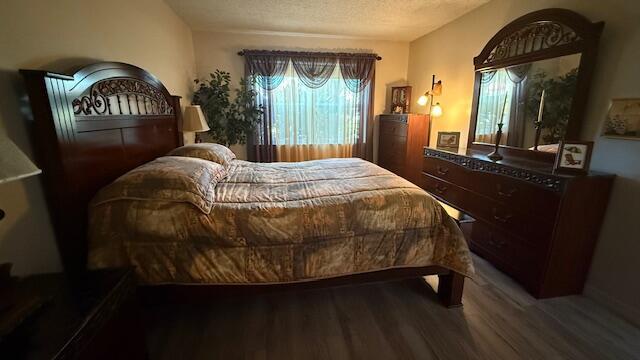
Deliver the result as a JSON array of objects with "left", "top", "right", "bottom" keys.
[{"left": 144, "top": 255, "right": 640, "bottom": 359}]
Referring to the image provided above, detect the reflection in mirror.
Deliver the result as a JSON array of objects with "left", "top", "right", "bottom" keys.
[{"left": 473, "top": 54, "right": 581, "bottom": 152}]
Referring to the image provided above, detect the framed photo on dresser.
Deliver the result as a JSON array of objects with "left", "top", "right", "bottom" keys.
[
  {"left": 553, "top": 141, "right": 593, "bottom": 175},
  {"left": 436, "top": 132, "right": 460, "bottom": 151}
]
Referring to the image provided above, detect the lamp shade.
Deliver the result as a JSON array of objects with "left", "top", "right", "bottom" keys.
[
  {"left": 0, "top": 135, "right": 41, "bottom": 184},
  {"left": 431, "top": 102, "right": 443, "bottom": 117},
  {"left": 182, "top": 105, "right": 210, "bottom": 132},
  {"left": 432, "top": 81, "right": 443, "bottom": 96}
]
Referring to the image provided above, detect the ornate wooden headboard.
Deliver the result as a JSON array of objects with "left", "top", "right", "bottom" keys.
[{"left": 21, "top": 62, "right": 183, "bottom": 275}]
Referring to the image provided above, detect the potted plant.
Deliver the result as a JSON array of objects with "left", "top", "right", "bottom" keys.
[{"left": 192, "top": 70, "right": 263, "bottom": 146}]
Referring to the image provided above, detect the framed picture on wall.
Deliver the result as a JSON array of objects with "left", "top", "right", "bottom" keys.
[
  {"left": 553, "top": 141, "right": 593, "bottom": 175},
  {"left": 436, "top": 131, "right": 460, "bottom": 151},
  {"left": 602, "top": 98, "right": 640, "bottom": 140}
]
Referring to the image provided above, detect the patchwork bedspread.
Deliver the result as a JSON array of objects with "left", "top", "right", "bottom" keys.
[{"left": 88, "top": 158, "right": 474, "bottom": 284}]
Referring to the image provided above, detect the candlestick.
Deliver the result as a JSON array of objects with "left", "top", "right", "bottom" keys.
[
  {"left": 499, "top": 93, "right": 508, "bottom": 125},
  {"left": 488, "top": 94, "right": 508, "bottom": 161},
  {"left": 488, "top": 122, "right": 504, "bottom": 161},
  {"left": 534, "top": 89, "right": 545, "bottom": 151},
  {"left": 537, "top": 89, "right": 546, "bottom": 124}
]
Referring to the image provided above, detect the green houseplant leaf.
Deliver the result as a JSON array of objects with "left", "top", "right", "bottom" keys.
[{"left": 192, "top": 70, "right": 263, "bottom": 146}]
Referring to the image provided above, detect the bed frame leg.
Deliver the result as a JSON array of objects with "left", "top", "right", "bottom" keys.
[{"left": 438, "top": 271, "right": 464, "bottom": 308}]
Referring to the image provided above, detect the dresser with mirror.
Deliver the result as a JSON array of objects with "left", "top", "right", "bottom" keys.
[{"left": 421, "top": 9, "right": 615, "bottom": 298}]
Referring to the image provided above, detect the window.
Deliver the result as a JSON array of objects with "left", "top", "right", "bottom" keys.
[
  {"left": 268, "top": 62, "right": 365, "bottom": 146},
  {"left": 246, "top": 51, "right": 376, "bottom": 162}
]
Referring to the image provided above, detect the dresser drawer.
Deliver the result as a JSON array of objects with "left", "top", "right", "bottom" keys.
[
  {"left": 421, "top": 173, "right": 553, "bottom": 247},
  {"left": 380, "top": 120, "right": 408, "bottom": 137},
  {"left": 423, "top": 156, "right": 560, "bottom": 221},
  {"left": 421, "top": 172, "right": 469, "bottom": 205},
  {"left": 472, "top": 174, "right": 561, "bottom": 221},
  {"left": 469, "top": 220, "right": 542, "bottom": 289},
  {"left": 423, "top": 156, "right": 472, "bottom": 188},
  {"left": 379, "top": 157, "right": 403, "bottom": 175},
  {"left": 380, "top": 135, "right": 407, "bottom": 155},
  {"left": 379, "top": 135, "right": 407, "bottom": 171},
  {"left": 470, "top": 199, "right": 553, "bottom": 247}
]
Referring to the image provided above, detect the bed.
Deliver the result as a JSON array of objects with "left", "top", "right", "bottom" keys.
[{"left": 21, "top": 62, "right": 473, "bottom": 307}]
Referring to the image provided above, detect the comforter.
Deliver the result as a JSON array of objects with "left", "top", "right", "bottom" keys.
[{"left": 88, "top": 158, "right": 474, "bottom": 284}]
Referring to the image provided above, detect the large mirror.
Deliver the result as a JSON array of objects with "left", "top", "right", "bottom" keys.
[
  {"left": 468, "top": 9, "right": 604, "bottom": 159},
  {"left": 474, "top": 54, "right": 581, "bottom": 152}
]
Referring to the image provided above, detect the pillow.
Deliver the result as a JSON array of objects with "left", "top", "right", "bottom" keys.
[
  {"left": 168, "top": 143, "right": 236, "bottom": 167},
  {"left": 91, "top": 156, "right": 226, "bottom": 214}
]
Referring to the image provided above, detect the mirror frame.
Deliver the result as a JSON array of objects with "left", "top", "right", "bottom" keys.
[{"left": 468, "top": 8, "right": 604, "bottom": 162}]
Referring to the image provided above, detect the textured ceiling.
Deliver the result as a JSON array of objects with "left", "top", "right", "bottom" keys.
[{"left": 165, "top": 0, "right": 490, "bottom": 41}]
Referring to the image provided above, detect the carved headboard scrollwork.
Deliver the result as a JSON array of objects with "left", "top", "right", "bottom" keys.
[
  {"left": 20, "top": 62, "right": 183, "bottom": 275},
  {"left": 72, "top": 78, "right": 174, "bottom": 116}
]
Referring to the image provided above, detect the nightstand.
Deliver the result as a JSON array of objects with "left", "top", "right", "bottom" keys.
[{"left": 0, "top": 268, "right": 147, "bottom": 359}]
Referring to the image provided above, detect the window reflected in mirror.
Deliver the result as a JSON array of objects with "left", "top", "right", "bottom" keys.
[{"left": 473, "top": 54, "right": 581, "bottom": 153}]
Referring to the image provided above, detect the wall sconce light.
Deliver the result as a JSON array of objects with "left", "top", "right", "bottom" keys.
[{"left": 417, "top": 75, "right": 443, "bottom": 117}]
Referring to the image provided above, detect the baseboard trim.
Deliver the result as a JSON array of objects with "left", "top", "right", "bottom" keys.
[{"left": 583, "top": 284, "right": 640, "bottom": 328}]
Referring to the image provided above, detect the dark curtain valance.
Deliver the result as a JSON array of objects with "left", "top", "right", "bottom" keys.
[
  {"left": 481, "top": 63, "right": 532, "bottom": 85},
  {"left": 242, "top": 49, "right": 377, "bottom": 92},
  {"left": 339, "top": 56, "right": 376, "bottom": 93},
  {"left": 291, "top": 56, "right": 337, "bottom": 89},
  {"left": 244, "top": 53, "right": 289, "bottom": 90}
]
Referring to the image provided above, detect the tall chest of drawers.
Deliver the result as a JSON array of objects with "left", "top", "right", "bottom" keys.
[
  {"left": 378, "top": 114, "right": 429, "bottom": 185},
  {"left": 422, "top": 147, "right": 614, "bottom": 298}
]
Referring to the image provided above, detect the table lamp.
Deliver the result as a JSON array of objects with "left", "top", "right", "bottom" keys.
[
  {"left": 182, "top": 105, "right": 210, "bottom": 143},
  {"left": 0, "top": 134, "right": 42, "bottom": 221}
]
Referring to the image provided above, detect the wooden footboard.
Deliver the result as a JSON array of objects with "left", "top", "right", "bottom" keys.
[
  {"left": 138, "top": 266, "right": 464, "bottom": 308},
  {"left": 437, "top": 271, "right": 465, "bottom": 307}
]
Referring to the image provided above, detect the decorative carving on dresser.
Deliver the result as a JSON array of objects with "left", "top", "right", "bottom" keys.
[
  {"left": 424, "top": 148, "right": 564, "bottom": 191},
  {"left": 72, "top": 78, "right": 174, "bottom": 116}
]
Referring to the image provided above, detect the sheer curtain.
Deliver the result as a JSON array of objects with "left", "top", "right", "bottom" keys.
[
  {"left": 476, "top": 69, "right": 515, "bottom": 145},
  {"left": 476, "top": 66, "right": 530, "bottom": 145},
  {"left": 245, "top": 50, "right": 375, "bottom": 162}
]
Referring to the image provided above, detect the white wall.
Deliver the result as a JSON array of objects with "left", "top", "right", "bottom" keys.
[
  {"left": 191, "top": 30, "right": 410, "bottom": 160},
  {"left": 0, "top": 0, "right": 196, "bottom": 275},
  {"left": 408, "top": 0, "right": 640, "bottom": 324}
]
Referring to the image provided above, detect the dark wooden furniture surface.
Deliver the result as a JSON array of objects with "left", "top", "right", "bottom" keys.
[
  {"left": 418, "top": 8, "right": 613, "bottom": 299},
  {"left": 378, "top": 113, "right": 429, "bottom": 184},
  {"left": 21, "top": 62, "right": 465, "bottom": 308},
  {"left": 422, "top": 147, "right": 614, "bottom": 298},
  {"left": 0, "top": 268, "right": 146, "bottom": 360},
  {"left": 468, "top": 8, "right": 604, "bottom": 161},
  {"left": 142, "top": 265, "right": 463, "bottom": 308},
  {"left": 21, "top": 63, "right": 184, "bottom": 275}
]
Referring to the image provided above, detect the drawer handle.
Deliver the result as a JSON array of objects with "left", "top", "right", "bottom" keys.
[
  {"left": 436, "top": 166, "right": 449, "bottom": 176},
  {"left": 488, "top": 235, "right": 507, "bottom": 249},
  {"left": 492, "top": 208, "right": 513, "bottom": 223},
  {"left": 497, "top": 183, "right": 517, "bottom": 198},
  {"left": 435, "top": 183, "right": 448, "bottom": 195}
]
